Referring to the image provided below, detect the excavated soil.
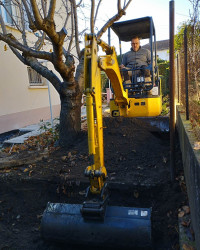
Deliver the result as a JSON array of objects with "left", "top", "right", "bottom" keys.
[{"left": 0, "top": 117, "right": 187, "bottom": 250}]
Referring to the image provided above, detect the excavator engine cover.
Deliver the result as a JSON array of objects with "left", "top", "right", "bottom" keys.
[{"left": 41, "top": 202, "right": 151, "bottom": 248}]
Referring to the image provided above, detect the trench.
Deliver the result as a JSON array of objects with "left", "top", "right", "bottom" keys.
[
  {"left": 0, "top": 170, "right": 186, "bottom": 249},
  {"left": 0, "top": 117, "right": 188, "bottom": 249}
]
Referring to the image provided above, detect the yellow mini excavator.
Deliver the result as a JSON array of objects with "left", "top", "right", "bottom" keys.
[{"left": 41, "top": 17, "right": 161, "bottom": 249}]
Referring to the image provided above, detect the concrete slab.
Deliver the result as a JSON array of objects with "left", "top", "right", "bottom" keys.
[
  {"left": 4, "top": 120, "right": 57, "bottom": 145},
  {"left": 4, "top": 129, "right": 45, "bottom": 144},
  {"left": 19, "top": 124, "right": 42, "bottom": 132}
]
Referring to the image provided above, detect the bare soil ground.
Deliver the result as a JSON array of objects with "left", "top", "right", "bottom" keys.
[{"left": 0, "top": 117, "right": 188, "bottom": 250}]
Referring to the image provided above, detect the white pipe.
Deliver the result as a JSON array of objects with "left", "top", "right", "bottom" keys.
[{"left": 47, "top": 80, "right": 54, "bottom": 129}]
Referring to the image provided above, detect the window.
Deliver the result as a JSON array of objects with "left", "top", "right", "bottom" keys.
[
  {"left": 4, "top": 0, "right": 13, "bottom": 24},
  {"left": 0, "top": 0, "right": 15, "bottom": 25},
  {"left": 27, "top": 67, "right": 47, "bottom": 87},
  {"left": 0, "top": 0, "right": 28, "bottom": 29}
]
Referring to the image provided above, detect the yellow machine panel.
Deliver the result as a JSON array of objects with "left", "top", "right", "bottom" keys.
[{"left": 110, "top": 95, "right": 162, "bottom": 117}]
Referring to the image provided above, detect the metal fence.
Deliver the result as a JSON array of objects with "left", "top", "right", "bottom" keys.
[{"left": 175, "top": 29, "right": 200, "bottom": 140}]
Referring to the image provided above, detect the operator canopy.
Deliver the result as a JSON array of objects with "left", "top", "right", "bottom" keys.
[{"left": 111, "top": 16, "right": 155, "bottom": 41}]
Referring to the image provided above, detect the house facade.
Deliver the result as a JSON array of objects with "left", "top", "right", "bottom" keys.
[
  {"left": 0, "top": 1, "right": 74, "bottom": 134},
  {"left": 0, "top": 38, "right": 60, "bottom": 134},
  {"left": 142, "top": 39, "right": 169, "bottom": 61}
]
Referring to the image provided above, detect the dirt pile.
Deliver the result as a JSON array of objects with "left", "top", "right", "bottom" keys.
[{"left": 0, "top": 117, "right": 187, "bottom": 249}]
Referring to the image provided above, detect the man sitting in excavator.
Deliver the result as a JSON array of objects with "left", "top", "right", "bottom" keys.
[{"left": 120, "top": 36, "right": 151, "bottom": 82}]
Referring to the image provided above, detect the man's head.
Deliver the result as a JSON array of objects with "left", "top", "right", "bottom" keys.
[{"left": 131, "top": 36, "right": 140, "bottom": 52}]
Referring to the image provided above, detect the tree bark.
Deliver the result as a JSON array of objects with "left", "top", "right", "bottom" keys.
[
  {"left": 59, "top": 54, "right": 84, "bottom": 146},
  {"left": 59, "top": 87, "right": 82, "bottom": 146}
]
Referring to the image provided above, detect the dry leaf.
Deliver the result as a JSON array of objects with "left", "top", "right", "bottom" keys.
[
  {"left": 182, "top": 243, "right": 195, "bottom": 250},
  {"left": 29, "top": 170, "right": 33, "bottom": 176},
  {"left": 5, "top": 169, "right": 11, "bottom": 173},
  {"left": 194, "top": 141, "right": 200, "bottom": 150},
  {"left": 61, "top": 156, "right": 67, "bottom": 161},
  {"left": 182, "top": 205, "right": 190, "bottom": 214},
  {"left": 181, "top": 219, "right": 191, "bottom": 227},
  {"left": 178, "top": 211, "right": 185, "bottom": 218},
  {"left": 134, "top": 191, "right": 139, "bottom": 199}
]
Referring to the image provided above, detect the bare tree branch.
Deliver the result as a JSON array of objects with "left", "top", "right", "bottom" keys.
[
  {"left": 41, "top": 0, "right": 47, "bottom": 18},
  {"left": 71, "top": 0, "right": 80, "bottom": 58},
  {"left": 0, "top": 14, "right": 7, "bottom": 34},
  {"left": 62, "top": 0, "right": 71, "bottom": 28},
  {"left": 118, "top": 0, "right": 122, "bottom": 11},
  {"left": 94, "top": 0, "right": 102, "bottom": 25},
  {"left": 90, "top": 0, "right": 95, "bottom": 33},
  {"left": 35, "top": 32, "right": 46, "bottom": 51},
  {"left": 0, "top": 32, "right": 52, "bottom": 61},
  {"left": 76, "top": 0, "right": 83, "bottom": 8},
  {"left": 68, "top": 2, "right": 74, "bottom": 52},
  {"left": 10, "top": 46, "right": 27, "bottom": 63},
  {"left": 97, "top": 0, "right": 132, "bottom": 39},
  {"left": 47, "top": 0, "right": 56, "bottom": 22},
  {"left": 30, "top": 0, "right": 43, "bottom": 28},
  {"left": 0, "top": 13, "right": 27, "bottom": 63},
  {"left": 21, "top": 0, "right": 37, "bottom": 31},
  {"left": 18, "top": 1, "right": 28, "bottom": 46}
]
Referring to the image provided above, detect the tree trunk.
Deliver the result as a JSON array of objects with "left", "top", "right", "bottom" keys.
[
  {"left": 59, "top": 89, "right": 82, "bottom": 146},
  {"left": 59, "top": 54, "right": 84, "bottom": 147}
]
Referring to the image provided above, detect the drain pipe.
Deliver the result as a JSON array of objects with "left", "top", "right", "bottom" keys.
[
  {"left": 45, "top": 61, "right": 54, "bottom": 129},
  {"left": 169, "top": 0, "right": 175, "bottom": 181},
  {"left": 47, "top": 80, "right": 54, "bottom": 129}
]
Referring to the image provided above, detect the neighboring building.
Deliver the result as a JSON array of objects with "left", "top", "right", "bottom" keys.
[
  {"left": 0, "top": 2, "right": 73, "bottom": 134},
  {"left": 142, "top": 39, "right": 169, "bottom": 61}
]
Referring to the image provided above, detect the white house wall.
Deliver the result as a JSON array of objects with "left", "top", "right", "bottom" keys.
[
  {"left": 0, "top": 37, "right": 60, "bottom": 134},
  {"left": 0, "top": 1, "right": 79, "bottom": 134},
  {"left": 157, "top": 50, "right": 169, "bottom": 61}
]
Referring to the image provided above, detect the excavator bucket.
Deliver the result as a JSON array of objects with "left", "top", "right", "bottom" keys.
[{"left": 41, "top": 202, "right": 151, "bottom": 249}]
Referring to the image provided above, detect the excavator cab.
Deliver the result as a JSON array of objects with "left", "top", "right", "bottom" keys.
[{"left": 110, "top": 16, "right": 162, "bottom": 117}]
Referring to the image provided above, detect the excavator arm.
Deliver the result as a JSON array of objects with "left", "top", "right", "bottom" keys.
[
  {"left": 83, "top": 34, "right": 128, "bottom": 197},
  {"left": 84, "top": 34, "right": 107, "bottom": 195}
]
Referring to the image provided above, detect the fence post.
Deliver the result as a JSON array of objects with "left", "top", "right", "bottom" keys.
[
  {"left": 184, "top": 27, "right": 189, "bottom": 120},
  {"left": 177, "top": 54, "right": 180, "bottom": 103},
  {"left": 169, "top": 0, "right": 175, "bottom": 181}
]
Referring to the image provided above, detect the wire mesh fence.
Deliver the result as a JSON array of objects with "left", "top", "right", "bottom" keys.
[{"left": 176, "top": 33, "right": 200, "bottom": 140}]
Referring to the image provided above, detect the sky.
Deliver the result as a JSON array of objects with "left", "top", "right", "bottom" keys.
[{"left": 84, "top": 0, "right": 193, "bottom": 53}]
